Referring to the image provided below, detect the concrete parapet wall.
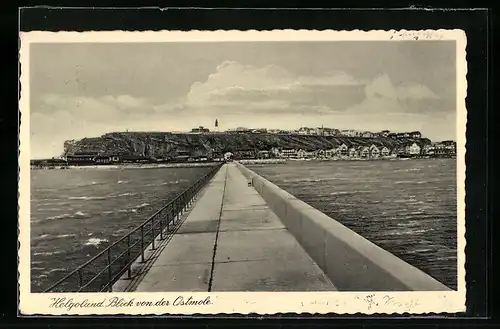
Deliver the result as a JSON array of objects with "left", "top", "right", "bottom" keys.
[{"left": 236, "top": 162, "right": 451, "bottom": 291}]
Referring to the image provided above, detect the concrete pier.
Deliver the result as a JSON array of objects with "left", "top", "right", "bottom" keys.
[{"left": 131, "top": 163, "right": 337, "bottom": 292}]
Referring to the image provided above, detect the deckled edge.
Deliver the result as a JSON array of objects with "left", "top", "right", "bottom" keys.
[{"left": 18, "top": 29, "right": 467, "bottom": 316}]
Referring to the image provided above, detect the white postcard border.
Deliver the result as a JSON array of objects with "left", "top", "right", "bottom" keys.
[{"left": 18, "top": 29, "right": 467, "bottom": 315}]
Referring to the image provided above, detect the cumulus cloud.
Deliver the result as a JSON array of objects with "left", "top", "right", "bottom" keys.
[{"left": 181, "top": 61, "right": 367, "bottom": 114}]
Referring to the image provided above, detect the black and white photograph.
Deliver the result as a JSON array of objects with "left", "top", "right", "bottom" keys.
[{"left": 18, "top": 30, "right": 467, "bottom": 315}]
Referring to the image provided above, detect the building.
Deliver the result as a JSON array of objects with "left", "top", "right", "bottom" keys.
[
  {"left": 410, "top": 131, "right": 422, "bottom": 138},
  {"left": 66, "top": 154, "right": 96, "bottom": 165},
  {"left": 270, "top": 147, "right": 281, "bottom": 157},
  {"left": 405, "top": 142, "right": 421, "bottom": 156},
  {"left": 257, "top": 150, "right": 270, "bottom": 159},
  {"left": 235, "top": 150, "right": 256, "bottom": 159},
  {"left": 191, "top": 126, "right": 210, "bottom": 133},
  {"left": 297, "top": 127, "right": 314, "bottom": 135},
  {"left": 325, "top": 148, "right": 336, "bottom": 158},
  {"left": 370, "top": 145, "right": 381, "bottom": 158},
  {"left": 422, "top": 144, "right": 435, "bottom": 155},
  {"left": 224, "top": 152, "right": 234, "bottom": 161},
  {"left": 305, "top": 150, "right": 316, "bottom": 158},
  {"left": 362, "top": 131, "right": 374, "bottom": 138},
  {"left": 348, "top": 147, "right": 359, "bottom": 158},
  {"left": 360, "top": 146, "right": 370, "bottom": 158},
  {"left": 340, "top": 129, "right": 357, "bottom": 137},
  {"left": 280, "top": 149, "right": 298, "bottom": 158},
  {"left": 337, "top": 143, "right": 349, "bottom": 156},
  {"left": 380, "top": 130, "right": 391, "bottom": 137},
  {"left": 381, "top": 146, "right": 391, "bottom": 157},
  {"left": 391, "top": 146, "right": 403, "bottom": 156},
  {"left": 297, "top": 149, "right": 307, "bottom": 159},
  {"left": 93, "top": 155, "right": 121, "bottom": 164},
  {"left": 316, "top": 149, "right": 326, "bottom": 158}
]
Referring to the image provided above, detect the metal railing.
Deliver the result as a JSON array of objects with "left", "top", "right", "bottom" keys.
[{"left": 43, "top": 163, "right": 223, "bottom": 293}]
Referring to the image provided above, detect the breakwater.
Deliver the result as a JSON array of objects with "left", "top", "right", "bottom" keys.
[
  {"left": 237, "top": 162, "right": 451, "bottom": 291},
  {"left": 245, "top": 159, "right": 457, "bottom": 289}
]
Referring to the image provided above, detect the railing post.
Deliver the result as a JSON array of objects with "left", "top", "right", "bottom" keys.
[
  {"left": 140, "top": 226, "right": 145, "bottom": 263},
  {"left": 127, "top": 235, "right": 131, "bottom": 279},
  {"left": 159, "top": 211, "right": 164, "bottom": 240},
  {"left": 174, "top": 201, "right": 178, "bottom": 223},
  {"left": 107, "top": 249, "right": 112, "bottom": 292},
  {"left": 77, "top": 269, "right": 83, "bottom": 291},
  {"left": 151, "top": 215, "right": 156, "bottom": 250},
  {"left": 167, "top": 209, "right": 171, "bottom": 232}
]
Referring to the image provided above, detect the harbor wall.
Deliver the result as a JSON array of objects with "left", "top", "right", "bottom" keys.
[{"left": 236, "top": 162, "right": 451, "bottom": 291}]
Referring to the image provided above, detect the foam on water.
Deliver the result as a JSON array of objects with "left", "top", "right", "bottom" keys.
[{"left": 84, "top": 238, "right": 108, "bottom": 246}]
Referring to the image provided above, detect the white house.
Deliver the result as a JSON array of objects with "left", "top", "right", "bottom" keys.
[
  {"left": 305, "top": 150, "right": 316, "bottom": 158},
  {"left": 270, "top": 147, "right": 281, "bottom": 157},
  {"left": 348, "top": 147, "right": 359, "bottom": 158},
  {"left": 337, "top": 143, "right": 349, "bottom": 156},
  {"left": 280, "top": 149, "right": 298, "bottom": 158},
  {"left": 297, "top": 149, "right": 307, "bottom": 158},
  {"left": 370, "top": 145, "right": 381, "bottom": 158},
  {"left": 405, "top": 142, "right": 421, "bottom": 155},
  {"left": 381, "top": 146, "right": 391, "bottom": 157},
  {"left": 325, "top": 148, "right": 336, "bottom": 158},
  {"left": 360, "top": 147, "right": 370, "bottom": 158}
]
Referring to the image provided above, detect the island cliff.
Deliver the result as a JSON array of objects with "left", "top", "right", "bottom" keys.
[{"left": 63, "top": 132, "right": 432, "bottom": 159}]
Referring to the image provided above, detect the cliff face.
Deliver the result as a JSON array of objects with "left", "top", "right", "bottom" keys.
[{"left": 63, "top": 132, "right": 432, "bottom": 158}]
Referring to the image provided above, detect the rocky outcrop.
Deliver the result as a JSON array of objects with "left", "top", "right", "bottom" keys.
[{"left": 63, "top": 131, "right": 432, "bottom": 158}]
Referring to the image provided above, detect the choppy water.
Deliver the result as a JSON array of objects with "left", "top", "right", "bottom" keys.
[
  {"left": 30, "top": 166, "right": 215, "bottom": 292},
  {"left": 247, "top": 159, "right": 457, "bottom": 289}
]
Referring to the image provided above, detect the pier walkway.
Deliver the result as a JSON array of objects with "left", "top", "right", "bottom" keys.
[{"left": 128, "top": 163, "right": 337, "bottom": 292}]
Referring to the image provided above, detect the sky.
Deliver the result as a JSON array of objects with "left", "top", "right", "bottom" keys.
[{"left": 29, "top": 41, "right": 457, "bottom": 159}]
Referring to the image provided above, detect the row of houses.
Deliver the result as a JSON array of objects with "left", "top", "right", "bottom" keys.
[
  {"left": 231, "top": 141, "right": 456, "bottom": 160},
  {"left": 186, "top": 124, "right": 424, "bottom": 139}
]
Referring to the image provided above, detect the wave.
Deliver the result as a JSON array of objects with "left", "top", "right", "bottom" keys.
[
  {"left": 112, "top": 202, "right": 151, "bottom": 215},
  {"left": 33, "top": 251, "right": 62, "bottom": 256},
  {"left": 45, "top": 211, "right": 90, "bottom": 221},
  {"left": 84, "top": 238, "right": 108, "bottom": 246},
  {"left": 117, "top": 180, "right": 129, "bottom": 184},
  {"left": 68, "top": 196, "right": 107, "bottom": 201},
  {"left": 56, "top": 234, "right": 76, "bottom": 238},
  {"left": 68, "top": 192, "right": 138, "bottom": 201},
  {"left": 393, "top": 168, "right": 422, "bottom": 172},
  {"left": 329, "top": 190, "right": 372, "bottom": 196},
  {"left": 46, "top": 268, "right": 67, "bottom": 274},
  {"left": 116, "top": 192, "right": 138, "bottom": 197},
  {"left": 46, "top": 213, "right": 72, "bottom": 220},
  {"left": 34, "top": 234, "right": 50, "bottom": 240},
  {"left": 75, "top": 211, "right": 89, "bottom": 218}
]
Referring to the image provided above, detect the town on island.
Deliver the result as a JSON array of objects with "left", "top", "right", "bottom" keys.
[{"left": 31, "top": 124, "right": 457, "bottom": 169}]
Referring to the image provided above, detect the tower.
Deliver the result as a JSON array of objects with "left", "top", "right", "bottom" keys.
[{"left": 215, "top": 119, "right": 219, "bottom": 132}]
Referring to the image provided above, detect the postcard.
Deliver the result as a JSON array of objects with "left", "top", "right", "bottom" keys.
[{"left": 19, "top": 29, "right": 467, "bottom": 315}]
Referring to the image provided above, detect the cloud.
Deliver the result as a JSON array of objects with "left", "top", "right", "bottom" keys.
[
  {"left": 29, "top": 61, "right": 453, "bottom": 158},
  {"left": 180, "top": 61, "right": 367, "bottom": 115}
]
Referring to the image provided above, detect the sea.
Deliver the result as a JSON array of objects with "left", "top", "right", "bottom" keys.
[
  {"left": 30, "top": 165, "right": 216, "bottom": 292},
  {"left": 247, "top": 158, "right": 457, "bottom": 289},
  {"left": 30, "top": 159, "right": 457, "bottom": 292}
]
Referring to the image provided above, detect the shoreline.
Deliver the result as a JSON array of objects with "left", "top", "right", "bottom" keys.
[
  {"left": 30, "top": 156, "right": 456, "bottom": 170},
  {"left": 30, "top": 162, "right": 222, "bottom": 170}
]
